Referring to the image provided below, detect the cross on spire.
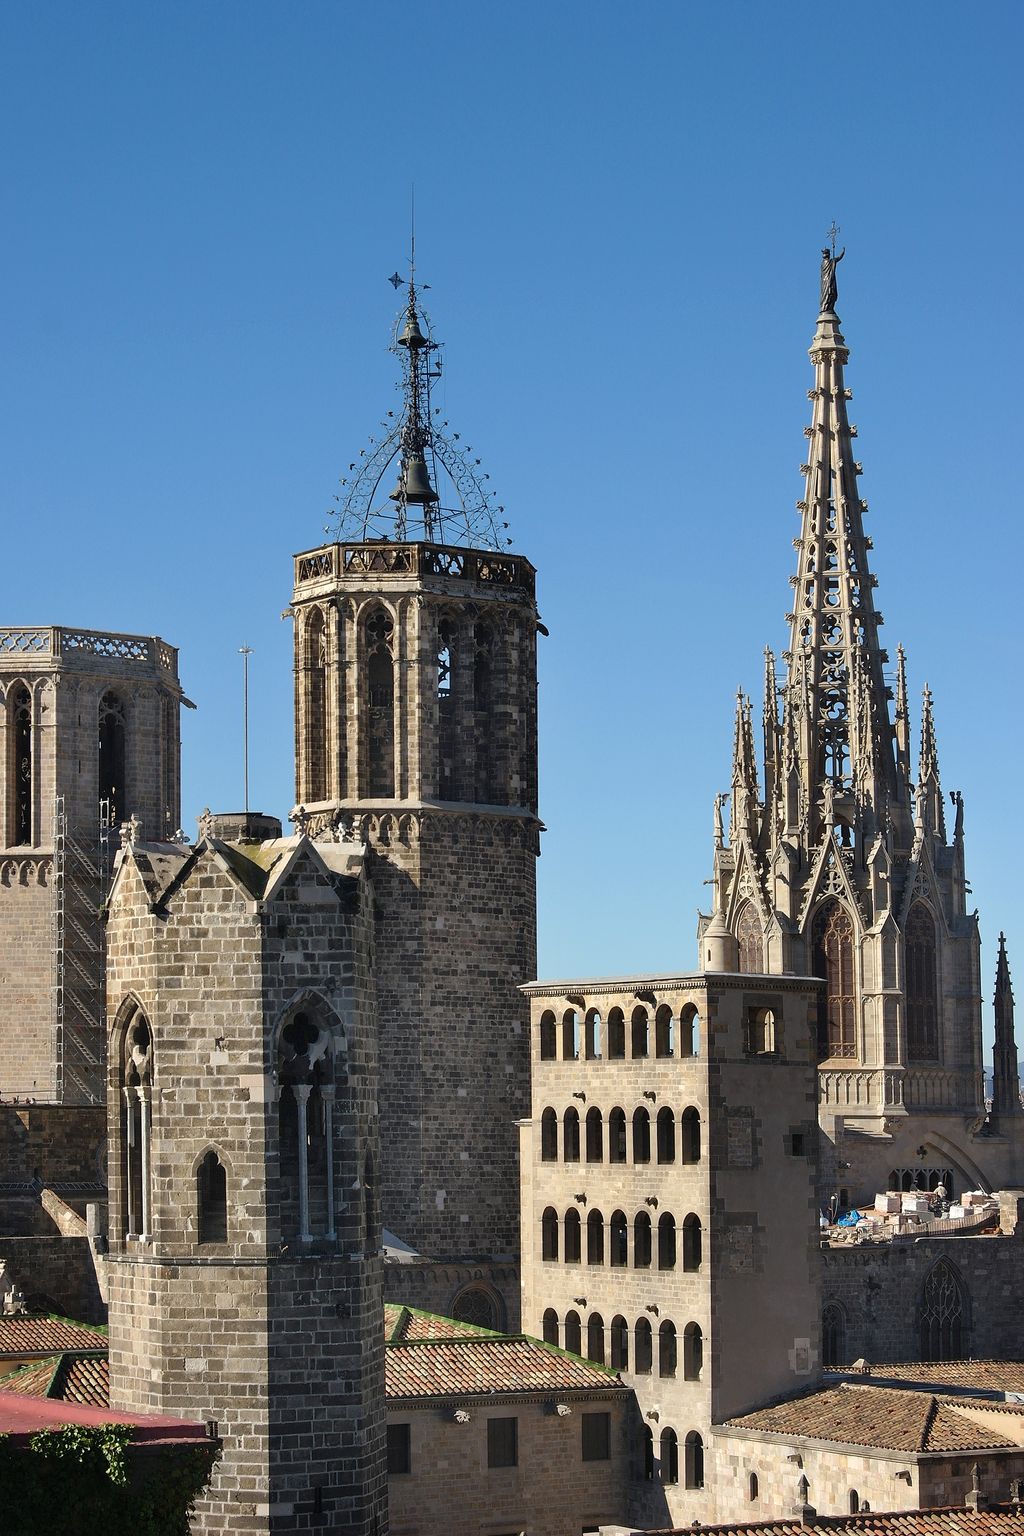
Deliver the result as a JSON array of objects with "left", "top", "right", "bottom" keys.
[{"left": 827, "top": 220, "right": 841, "bottom": 257}]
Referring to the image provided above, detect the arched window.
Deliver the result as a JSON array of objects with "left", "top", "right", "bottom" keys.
[
  {"left": 609, "top": 1209, "right": 628, "bottom": 1267},
  {"left": 643, "top": 1426, "right": 655, "bottom": 1480},
  {"left": 813, "top": 901, "right": 857, "bottom": 1059},
  {"left": 564, "top": 1310, "right": 582, "bottom": 1356},
  {"left": 632, "top": 1107, "right": 651, "bottom": 1164},
  {"left": 684, "top": 1431, "right": 704, "bottom": 1490},
  {"left": 681, "top": 1107, "right": 701, "bottom": 1164},
  {"left": 736, "top": 901, "right": 764, "bottom": 973},
  {"left": 541, "top": 1108, "right": 558, "bottom": 1161},
  {"left": 277, "top": 1008, "right": 337, "bottom": 1244},
  {"left": 120, "top": 1008, "right": 153, "bottom": 1241},
  {"left": 585, "top": 1009, "right": 602, "bottom": 1060},
  {"left": 562, "top": 1009, "right": 580, "bottom": 1061},
  {"left": 539, "top": 1011, "right": 557, "bottom": 1060},
  {"left": 542, "top": 1308, "right": 559, "bottom": 1346},
  {"left": 586, "top": 1107, "right": 603, "bottom": 1162},
  {"left": 610, "top": 1315, "right": 629, "bottom": 1371},
  {"left": 659, "top": 1320, "right": 677, "bottom": 1377},
  {"left": 920, "top": 1259, "right": 968, "bottom": 1361},
  {"left": 608, "top": 1008, "right": 626, "bottom": 1059},
  {"left": 658, "top": 1213, "right": 677, "bottom": 1270},
  {"left": 661, "top": 1428, "right": 679, "bottom": 1486},
  {"left": 822, "top": 1302, "right": 847, "bottom": 1368},
  {"left": 587, "top": 1312, "right": 605, "bottom": 1364},
  {"left": 680, "top": 1005, "right": 700, "bottom": 1058},
  {"left": 635, "top": 1317, "right": 653, "bottom": 1374},
  {"left": 472, "top": 621, "right": 493, "bottom": 802},
  {"left": 749, "top": 1473, "right": 759, "bottom": 1502},
  {"left": 563, "top": 1107, "right": 581, "bottom": 1162},
  {"left": 609, "top": 1107, "right": 627, "bottom": 1163},
  {"left": 11, "top": 685, "right": 33, "bottom": 846},
  {"left": 655, "top": 1005, "right": 674, "bottom": 1058},
  {"left": 634, "top": 1210, "right": 652, "bottom": 1268},
  {"left": 99, "top": 691, "right": 128, "bottom": 831},
  {"left": 436, "top": 613, "right": 458, "bottom": 801},
  {"left": 631, "top": 1007, "right": 649, "bottom": 1059},
  {"left": 587, "top": 1209, "right": 605, "bottom": 1265},
  {"left": 906, "top": 903, "right": 939, "bottom": 1061},
  {"left": 303, "top": 611, "right": 327, "bottom": 803},
  {"left": 849, "top": 1491, "right": 860, "bottom": 1514},
  {"left": 197, "top": 1150, "right": 227, "bottom": 1244},
  {"left": 657, "top": 1107, "right": 676, "bottom": 1163},
  {"left": 745, "top": 1007, "right": 776, "bottom": 1055},
  {"left": 683, "top": 1322, "right": 703, "bottom": 1381},
  {"left": 682, "top": 1213, "right": 702, "bottom": 1271},
  {"left": 564, "top": 1207, "right": 582, "bottom": 1263},
  {"left": 365, "top": 607, "right": 395, "bottom": 797}
]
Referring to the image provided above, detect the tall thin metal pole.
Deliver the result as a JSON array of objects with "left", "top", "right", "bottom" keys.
[{"left": 239, "top": 646, "right": 254, "bottom": 816}]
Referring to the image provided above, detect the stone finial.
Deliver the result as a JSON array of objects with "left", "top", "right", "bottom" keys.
[{"left": 197, "top": 807, "right": 215, "bottom": 841}]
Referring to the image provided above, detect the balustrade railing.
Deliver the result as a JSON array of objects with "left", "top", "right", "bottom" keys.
[
  {"left": 0, "top": 627, "right": 178, "bottom": 677},
  {"left": 293, "top": 540, "right": 535, "bottom": 596}
]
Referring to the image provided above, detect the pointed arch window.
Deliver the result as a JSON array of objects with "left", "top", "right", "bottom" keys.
[
  {"left": 99, "top": 692, "right": 128, "bottom": 831},
  {"left": 365, "top": 608, "right": 395, "bottom": 797},
  {"left": 197, "top": 1151, "right": 227, "bottom": 1244},
  {"left": 736, "top": 902, "right": 764, "bottom": 973},
  {"left": 822, "top": 1302, "right": 847, "bottom": 1368},
  {"left": 813, "top": 901, "right": 857, "bottom": 1059},
  {"left": 277, "top": 1008, "right": 337, "bottom": 1245},
  {"left": 11, "top": 686, "right": 33, "bottom": 846},
  {"left": 121, "top": 1009, "right": 154, "bottom": 1242},
  {"left": 920, "top": 1259, "right": 968, "bottom": 1361},
  {"left": 303, "top": 610, "right": 328, "bottom": 803},
  {"left": 437, "top": 613, "right": 457, "bottom": 801},
  {"left": 906, "top": 903, "right": 939, "bottom": 1062}
]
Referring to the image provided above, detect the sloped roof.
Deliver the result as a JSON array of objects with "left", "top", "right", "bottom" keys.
[
  {"left": 115, "top": 834, "right": 365, "bottom": 911},
  {"left": 637, "top": 1504, "right": 1024, "bottom": 1536},
  {"left": 1, "top": 1351, "right": 109, "bottom": 1407},
  {"left": 840, "top": 1361, "right": 1024, "bottom": 1397},
  {"left": 386, "top": 1333, "right": 624, "bottom": 1401},
  {"left": 384, "top": 1304, "right": 502, "bottom": 1343},
  {"left": 0, "top": 1317, "right": 108, "bottom": 1357},
  {"left": 726, "top": 1384, "right": 1017, "bottom": 1453}
]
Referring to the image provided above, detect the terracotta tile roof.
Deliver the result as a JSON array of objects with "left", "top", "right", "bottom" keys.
[
  {"left": 0, "top": 1317, "right": 108, "bottom": 1357},
  {"left": 639, "top": 1503, "right": 1024, "bottom": 1536},
  {"left": 384, "top": 1304, "right": 501, "bottom": 1343},
  {"left": 726, "top": 1384, "right": 1018, "bottom": 1452},
  {"left": 2, "top": 1352, "right": 109, "bottom": 1408},
  {"left": 386, "top": 1334, "right": 624, "bottom": 1401},
  {"left": 842, "top": 1362, "right": 1024, "bottom": 1396}
]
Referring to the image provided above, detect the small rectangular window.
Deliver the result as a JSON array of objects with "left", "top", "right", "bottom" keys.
[
  {"left": 582, "top": 1411, "right": 611, "bottom": 1462},
  {"left": 487, "top": 1416, "right": 518, "bottom": 1468},
  {"left": 387, "top": 1422, "right": 411, "bottom": 1475},
  {"left": 791, "top": 1132, "right": 805, "bottom": 1157}
]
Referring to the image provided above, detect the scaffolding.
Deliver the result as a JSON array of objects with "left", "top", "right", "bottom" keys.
[{"left": 52, "top": 794, "right": 109, "bottom": 1106}]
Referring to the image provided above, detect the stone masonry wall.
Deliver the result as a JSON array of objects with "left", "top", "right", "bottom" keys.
[{"left": 0, "top": 861, "right": 54, "bottom": 1099}]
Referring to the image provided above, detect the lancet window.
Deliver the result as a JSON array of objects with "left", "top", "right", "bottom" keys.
[
  {"left": 736, "top": 902, "right": 764, "bottom": 973},
  {"left": 813, "top": 901, "right": 857, "bottom": 1059},
  {"left": 121, "top": 1008, "right": 154, "bottom": 1242},
  {"left": 906, "top": 903, "right": 939, "bottom": 1062},
  {"left": 919, "top": 1259, "right": 968, "bottom": 1361},
  {"left": 473, "top": 620, "right": 494, "bottom": 803},
  {"left": 303, "top": 610, "right": 328, "bottom": 803},
  {"left": 197, "top": 1151, "right": 227, "bottom": 1244},
  {"left": 11, "top": 686, "right": 32, "bottom": 846},
  {"left": 437, "top": 613, "right": 457, "bottom": 801},
  {"left": 99, "top": 690, "right": 128, "bottom": 831},
  {"left": 822, "top": 1302, "right": 847, "bottom": 1368},
  {"left": 276, "top": 1008, "right": 337, "bottom": 1245},
  {"left": 365, "top": 607, "right": 395, "bottom": 797}
]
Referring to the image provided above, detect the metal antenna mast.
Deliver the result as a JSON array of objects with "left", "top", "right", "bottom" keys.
[{"left": 239, "top": 646, "right": 253, "bottom": 816}]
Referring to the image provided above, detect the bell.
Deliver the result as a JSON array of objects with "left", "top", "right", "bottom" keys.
[
  {"left": 390, "top": 452, "right": 439, "bottom": 505},
  {"left": 398, "top": 307, "right": 428, "bottom": 349}
]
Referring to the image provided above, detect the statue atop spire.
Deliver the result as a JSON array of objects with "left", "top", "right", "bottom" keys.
[{"left": 820, "top": 222, "right": 845, "bottom": 314}]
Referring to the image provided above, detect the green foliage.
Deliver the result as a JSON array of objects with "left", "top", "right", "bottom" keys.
[{"left": 0, "top": 1424, "right": 219, "bottom": 1536}]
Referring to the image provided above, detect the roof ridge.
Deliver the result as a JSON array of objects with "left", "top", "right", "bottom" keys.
[{"left": 918, "top": 1394, "right": 939, "bottom": 1451}]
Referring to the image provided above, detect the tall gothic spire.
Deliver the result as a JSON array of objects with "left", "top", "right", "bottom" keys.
[
  {"left": 917, "top": 685, "right": 946, "bottom": 840},
  {"left": 993, "top": 933, "right": 1021, "bottom": 1118}
]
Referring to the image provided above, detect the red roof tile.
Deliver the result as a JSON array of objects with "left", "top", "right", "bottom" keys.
[
  {"left": 0, "top": 1318, "right": 107, "bottom": 1357},
  {"left": 386, "top": 1335, "right": 624, "bottom": 1401},
  {"left": 2, "top": 1352, "right": 109, "bottom": 1408},
  {"left": 384, "top": 1304, "right": 502, "bottom": 1343},
  {"left": 639, "top": 1505, "right": 1024, "bottom": 1536},
  {"left": 726, "top": 1384, "right": 1017, "bottom": 1452},
  {"left": 842, "top": 1362, "right": 1024, "bottom": 1396}
]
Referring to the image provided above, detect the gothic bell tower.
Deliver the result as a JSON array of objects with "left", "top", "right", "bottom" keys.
[
  {"left": 291, "top": 269, "right": 539, "bottom": 1280},
  {"left": 702, "top": 245, "right": 1024, "bottom": 1202}
]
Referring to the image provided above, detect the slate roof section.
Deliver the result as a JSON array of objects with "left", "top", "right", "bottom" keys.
[
  {"left": 637, "top": 1504, "right": 1024, "bottom": 1536},
  {"left": 726, "top": 1384, "right": 1018, "bottom": 1452},
  {"left": 1, "top": 1352, "right": 109, "bottom": 1407},
  {"left": 0, "top": 1318, "right": 108, "bottom": 1357}
]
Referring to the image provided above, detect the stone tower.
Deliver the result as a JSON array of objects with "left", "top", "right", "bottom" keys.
[
  {"left": 291, "top": 274, "right": 539, "bottom": 1278},
  {"left": 0, "top": 624, "right": 184, "bottom": 1105},
  {"left": 703, "top": 250, "right": 1020, "bottom": 1202},
  {"left": 104, "top": 822, "right": 387, "bottom": 1535}
]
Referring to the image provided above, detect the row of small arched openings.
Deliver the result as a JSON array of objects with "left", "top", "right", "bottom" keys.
[
  {"left": 542, "top": 1207, "right": 702, "bottom": 1270},
  {"left": 539, "top": 1005, "right": 701, "bottom": 1063},
  {"left": 542, "top": 1105, "right": 701, "bottom": 1165},
  {"left": 641, "top": 1427, "right": 704, "bottom": 1489},
  {"left": 542, "top": 1309, "right": 703, "bottom": 1381}
]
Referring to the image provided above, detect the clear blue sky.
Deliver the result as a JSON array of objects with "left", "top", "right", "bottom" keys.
[{"left": 1, "top": 4, "right": 1020, "bottom": 1047}]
